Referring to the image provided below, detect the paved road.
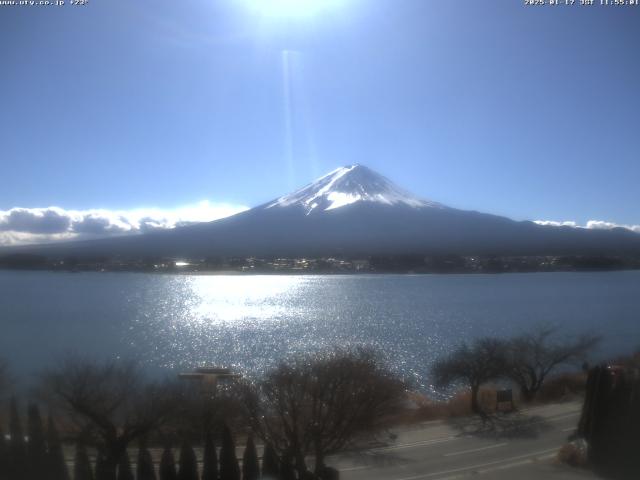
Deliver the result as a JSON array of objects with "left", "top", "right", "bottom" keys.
[{"left": 328, "top": 402, "right": 598, "bottom": 480}]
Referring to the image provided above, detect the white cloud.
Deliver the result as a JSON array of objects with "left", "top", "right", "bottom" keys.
[
  {"left": 0, "top": 201, "right": 249, "bottom": 246},
  {"left": 584, "top": 220, "right": 640, "bottom": 233},
  {"left": 534, "top": 219, "right": 640, "bottom": 233},
  {"left": 532, "top": 220, "right": 578, "bottom": 228},
  {"left": 0, "top": 231, "right": 78, "bottom": 247}
]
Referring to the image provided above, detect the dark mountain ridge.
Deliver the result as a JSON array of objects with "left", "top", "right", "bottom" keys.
[{"left": 3, "top": 165, "right": 640, "bottom": 260}]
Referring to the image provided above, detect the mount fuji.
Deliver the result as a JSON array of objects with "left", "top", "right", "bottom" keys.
[
  {"left": 8, "top": 165, "right": 640, "bottom": 259},
  {"left": 264, "top": 165, "right": 442, "bottom": 214}
]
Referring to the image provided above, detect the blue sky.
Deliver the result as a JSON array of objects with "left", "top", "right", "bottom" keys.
[{"left": 1, "top": 0, "right": 639, "bottom": 244}]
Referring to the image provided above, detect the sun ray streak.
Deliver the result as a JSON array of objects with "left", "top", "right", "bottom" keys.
[{"left": 282, "top": 49, "right": 296, "bottom": 190}]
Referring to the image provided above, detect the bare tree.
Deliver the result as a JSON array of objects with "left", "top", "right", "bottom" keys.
[
  {"left": 432, "top": 338, "right": 507, "bottom": 414},
  {"left": 243, "top": 349, "right": 406, "bottom": 477},
  {"left": 40, "top": 357, "right": 180, "bottom": 480},
  {"left": 505, "top": 326, "right": 600, "bottom": 402}
]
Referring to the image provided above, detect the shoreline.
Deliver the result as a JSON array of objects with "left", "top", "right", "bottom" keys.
[{"left": 1, "top": 266, "right": 639, "bottom": 275}]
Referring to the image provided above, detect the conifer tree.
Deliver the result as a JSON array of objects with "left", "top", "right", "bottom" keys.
[
  {"left": 117, "top": 451, "right": 135, "bottom": 480},
  {"left": 47, "top": 416, "right": 70, "bottom": 480},
  {"left": 26, "top": 404, "right": 47, "bottom": 480},
  {"left": 219, "top": 425, "right": 240, "bottom": 480},
  {"left": 178, "top": 441, "right": 198, "bottom": 480},
  {"left": 74, "top": 442, "right": 94, "bottom": 480},
  {"left": 279, "top": 454, "right": 295, "bottom": 480},
  {"left": 241, "top": 436, "right": 259, "bottom": 480},
  {"left": 0, "top": 424, "right": 8, "bottom": 480},
  {"left": 95, "top": 451, "right": 110, "bottom": 480},
  {"left": 137, "top": 442, "right": 156, "bottom": 480},
  {"left": 159, "top": 447, "right": 178, "bottom": 480},
  {"left": 201, "top": 431, "right": 218, "bottom": 480},
  {"left": 261, "top": 443, "right": 280, "bottom": 480},
  {"left": 8, "top": 398, "right": 27, "bottom": 480}
]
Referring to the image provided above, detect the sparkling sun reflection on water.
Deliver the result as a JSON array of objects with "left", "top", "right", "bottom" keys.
[
  {"left": 187, "top": 275, "right": 306, "bottom": 324},
  {"left": 128, "top": 274, "right": 456, "bottom": 383},
  {"left": 129, "top": 275, "right": 330, "bottom": 377},
  {"left": 120, "top": 272, "right": 640, "bottom": 395},
  {"left": 3, "top": 271, "right": 636, "bottom": 397}
]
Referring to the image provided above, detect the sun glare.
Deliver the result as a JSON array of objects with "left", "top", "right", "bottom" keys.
[{"left": 246, "top": 0, "right": 343, "bottom": 18}]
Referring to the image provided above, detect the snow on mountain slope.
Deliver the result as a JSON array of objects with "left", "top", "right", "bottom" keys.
[{"left": 265, "top": 164, "right": 444, "bottom": 215}]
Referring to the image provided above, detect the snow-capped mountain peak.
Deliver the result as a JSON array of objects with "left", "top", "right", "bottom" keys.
[{"left": 265, "top": 164, "right": 443, "bottom": 215}]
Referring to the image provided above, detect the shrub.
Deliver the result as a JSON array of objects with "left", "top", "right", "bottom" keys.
[
  {"left": 558, "top": 441, "right": 588, "bottom": 467},
  {"left": 412, "top": 387, "right": 501, "bottom": 422},
  {"left": 537, "top": 372, "right": 587, "bottom": 403}
]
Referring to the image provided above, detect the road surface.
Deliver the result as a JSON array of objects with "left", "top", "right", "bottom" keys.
[{"left": 329, "top": 401, "right": 597, "bottom": 480}]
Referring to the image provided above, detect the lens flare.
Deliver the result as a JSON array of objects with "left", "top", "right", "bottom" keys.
[{"left": 246, "top": 0, "right": 343, "bottom": 18}]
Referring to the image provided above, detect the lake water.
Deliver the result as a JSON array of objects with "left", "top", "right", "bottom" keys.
[{"left": 1, "top": 271, "right": 639, "bottom": 393}]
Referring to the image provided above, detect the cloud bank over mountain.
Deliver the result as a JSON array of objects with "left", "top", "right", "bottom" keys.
[
  {"left": 534, "top": 220, "right": 640, "bottom": 233},
  {"left": 1, "top": 203, "right": 638, "bottom": 248},
  {"left": 0, "top": 201, "right": 249, "bottom": 246}
]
